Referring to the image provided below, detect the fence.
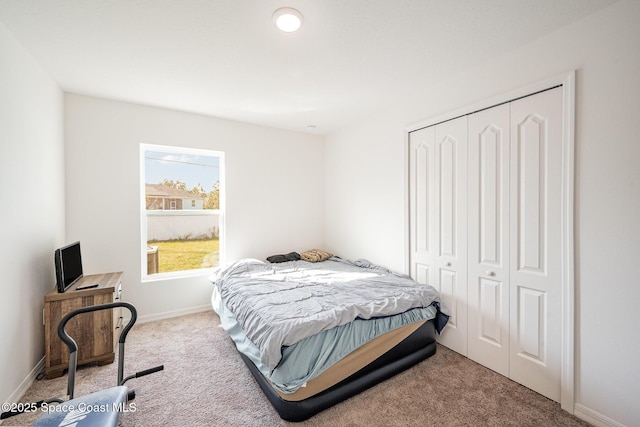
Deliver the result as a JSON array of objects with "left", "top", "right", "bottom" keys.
[{"left": 146, "top": 211, "right": 220, "bottom": 241}]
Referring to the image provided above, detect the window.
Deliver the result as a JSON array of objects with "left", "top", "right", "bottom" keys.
[{"left": 140, "top": 144, "right": 224, "bottom": 281}]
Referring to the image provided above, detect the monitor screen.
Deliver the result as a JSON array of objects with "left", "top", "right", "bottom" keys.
[{"left": 55, "top": 241, "right": 83, "bottom": 292}]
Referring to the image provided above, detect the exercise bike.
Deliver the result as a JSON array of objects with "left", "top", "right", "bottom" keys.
[{"left": 1, "top": 302, "right": 164, "bottom": 427}]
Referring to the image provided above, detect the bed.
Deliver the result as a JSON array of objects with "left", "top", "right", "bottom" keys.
[{"left": 210, "top": 256, "right": 448, "bottom": 421}]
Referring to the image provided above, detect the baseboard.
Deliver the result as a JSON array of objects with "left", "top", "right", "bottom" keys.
[
  {"left": 1, "top": 356, "right": 45, "bottom": 424},
  {"left": 136, "top": 304, "right": 211, "bottom": 324},
  {"left": 574, "top": 403, "right": 626, "bottom": 427}
]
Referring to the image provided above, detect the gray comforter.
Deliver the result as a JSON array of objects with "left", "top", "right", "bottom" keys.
[{"left": 211, "top": 257, "right": 448, "bottom": 372}]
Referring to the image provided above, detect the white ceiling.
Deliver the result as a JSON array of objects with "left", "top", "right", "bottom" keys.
[{"left": 0, "top": 0, "right": 618, "bottom": 135}]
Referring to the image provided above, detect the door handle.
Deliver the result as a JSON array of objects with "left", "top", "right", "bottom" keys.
[{"left": 486, "top": 271, "right": 496, "bottom": 277}]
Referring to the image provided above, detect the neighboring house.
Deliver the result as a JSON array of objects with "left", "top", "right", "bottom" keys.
[{"left": 145, "top": 184, "right": 205, "bottom": 210}]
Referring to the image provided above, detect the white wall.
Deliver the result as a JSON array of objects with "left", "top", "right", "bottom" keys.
[
  {"left": 324, "top": 1, "right": 640, "bottom": 425},
  {"left": 0, "top": 23, "right": 64, "bottom": 403},
  {"left": 64, "top": 94, "right": 324, "bottom": 321}
]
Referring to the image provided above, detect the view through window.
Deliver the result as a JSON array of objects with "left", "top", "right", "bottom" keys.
[{"left": 140, "top": 144, "right": 224, "bottom": 280}]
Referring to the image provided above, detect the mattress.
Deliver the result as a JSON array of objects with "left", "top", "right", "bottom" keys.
[
  {"left": 241, "top": 319, "right": 437, "bottom": 422},
  {"left": 210, "top": 257, "right": 446, "bottom": 420},
  {"left": 212, "top": 284, "right": 438, "bottom": 394},
  {"left": 273, "top": 319, "right": 428, "bottom": 401}
]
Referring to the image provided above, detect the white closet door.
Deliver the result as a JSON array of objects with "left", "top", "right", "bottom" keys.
[
  {"left": 408, "top": 117, "right": 468, "bottom": 355},
  {"left": 433, "top": 117, "right": 468, "bottom": 355},
  {"left": 409, "top": 126, "right": 437, "bottom": 288},
  {"left": 509, "top": 87, "right": 563, "bottom": 401},
  {"left": 467, "top": 103, "right": 511, "bottom": 376}
]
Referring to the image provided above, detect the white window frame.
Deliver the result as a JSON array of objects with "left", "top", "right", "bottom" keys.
[{"left": 140, "top": 143, "right": 225, "bottom": 282}]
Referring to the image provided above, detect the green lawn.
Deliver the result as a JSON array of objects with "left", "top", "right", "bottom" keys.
[{"left": 148, "top": 238, "right": 219, "bottom": 274}]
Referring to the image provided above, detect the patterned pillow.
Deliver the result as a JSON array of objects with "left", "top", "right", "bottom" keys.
[{"left": 300, "top": 249, "right": 333, "bottom": 263}]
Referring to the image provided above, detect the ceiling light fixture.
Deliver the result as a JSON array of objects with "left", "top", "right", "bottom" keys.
[{"left": 273, "top": 7, "right": 303, "bottom": 32}]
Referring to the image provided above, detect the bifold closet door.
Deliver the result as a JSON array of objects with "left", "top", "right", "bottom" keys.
[
  {"left": 410, "top": 85, "right": 565, "bottom": 403},
  {"left": 508, "top": 87, "right": 563, "bottom": 402},
  {"left": 466, "top": 87, "right": 563, "bottom": 400},
  {"left": 467, "top": 103, "right": 511, "bottom": 376},
  {"left": 409, "top": 126, "right": 436, "bottom": 288},
  {"left": 409, "top": 116, "right": 467, "bottom": 356}
]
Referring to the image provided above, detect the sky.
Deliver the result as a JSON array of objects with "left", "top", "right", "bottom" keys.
[{"left": 145, "top": 150, "right": 220, "bottom": 192}]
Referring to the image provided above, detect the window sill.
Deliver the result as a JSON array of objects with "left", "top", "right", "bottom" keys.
[{"left": 142, "top": 268, "right": 215, "bottom": 283}]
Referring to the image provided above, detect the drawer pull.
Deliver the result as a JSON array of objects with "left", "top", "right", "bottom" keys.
[{"left": 115, "top": 316, "right": 124, "bottom": 330}]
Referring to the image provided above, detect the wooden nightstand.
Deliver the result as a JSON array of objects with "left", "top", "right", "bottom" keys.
[{"left": 43, "top": 272, "right": 123, "bottom": 379}]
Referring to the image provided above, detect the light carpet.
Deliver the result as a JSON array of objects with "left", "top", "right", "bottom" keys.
[{"left": 4, "top": 310, "right": 590, "bottom": 426}]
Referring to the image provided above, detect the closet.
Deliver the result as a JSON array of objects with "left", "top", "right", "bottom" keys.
[{"left": 408, "top": 86, "right": 564, "bottom": 402}]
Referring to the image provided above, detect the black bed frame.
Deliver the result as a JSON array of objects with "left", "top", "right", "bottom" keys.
[{"left": 239, "top": 319, "right": 437, "bottom": 422}]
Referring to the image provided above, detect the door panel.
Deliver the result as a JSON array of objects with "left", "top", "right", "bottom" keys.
[
  {"left": 439, "top": 269, "right": 458, "bottom": 328},
  {"left": 509, "top": 87, "right": 563, "bottom": 402},
  {"left": 467, "top": 104, "right": 510, "bottom": 375},
  {"left": 516, "top": 286, "right": 546, "bottom": 363},
  {"left": 415, "top": 264, "right": 430, "bottom": 287},
  {"left": 433, "top": 117, "right": 468, "bottom": 355},
  {"left": 409, "top": 126, "right": 436, "bottom": 287},
  {"left": 478, "top": 277, "right": 503, "bottom": 346},
  {"left": 517, "top": 114, "right": 547, "bottom": 273},
  {"left": 439, "top": 136, "right": 457, "bottom": 257}
]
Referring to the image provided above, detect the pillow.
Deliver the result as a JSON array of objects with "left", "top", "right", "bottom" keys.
[
  {"left": 266, "top": 254, "right": 287, "bottom": 263},
  {"left": 300, "top": 249, "right": 333, "bottom": 263},
  {"left": 266, "top": 252, "right": 301, "bottom": 263},
  {"left": 284, "top": 252, "right": 301, "bottom": 261}
]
